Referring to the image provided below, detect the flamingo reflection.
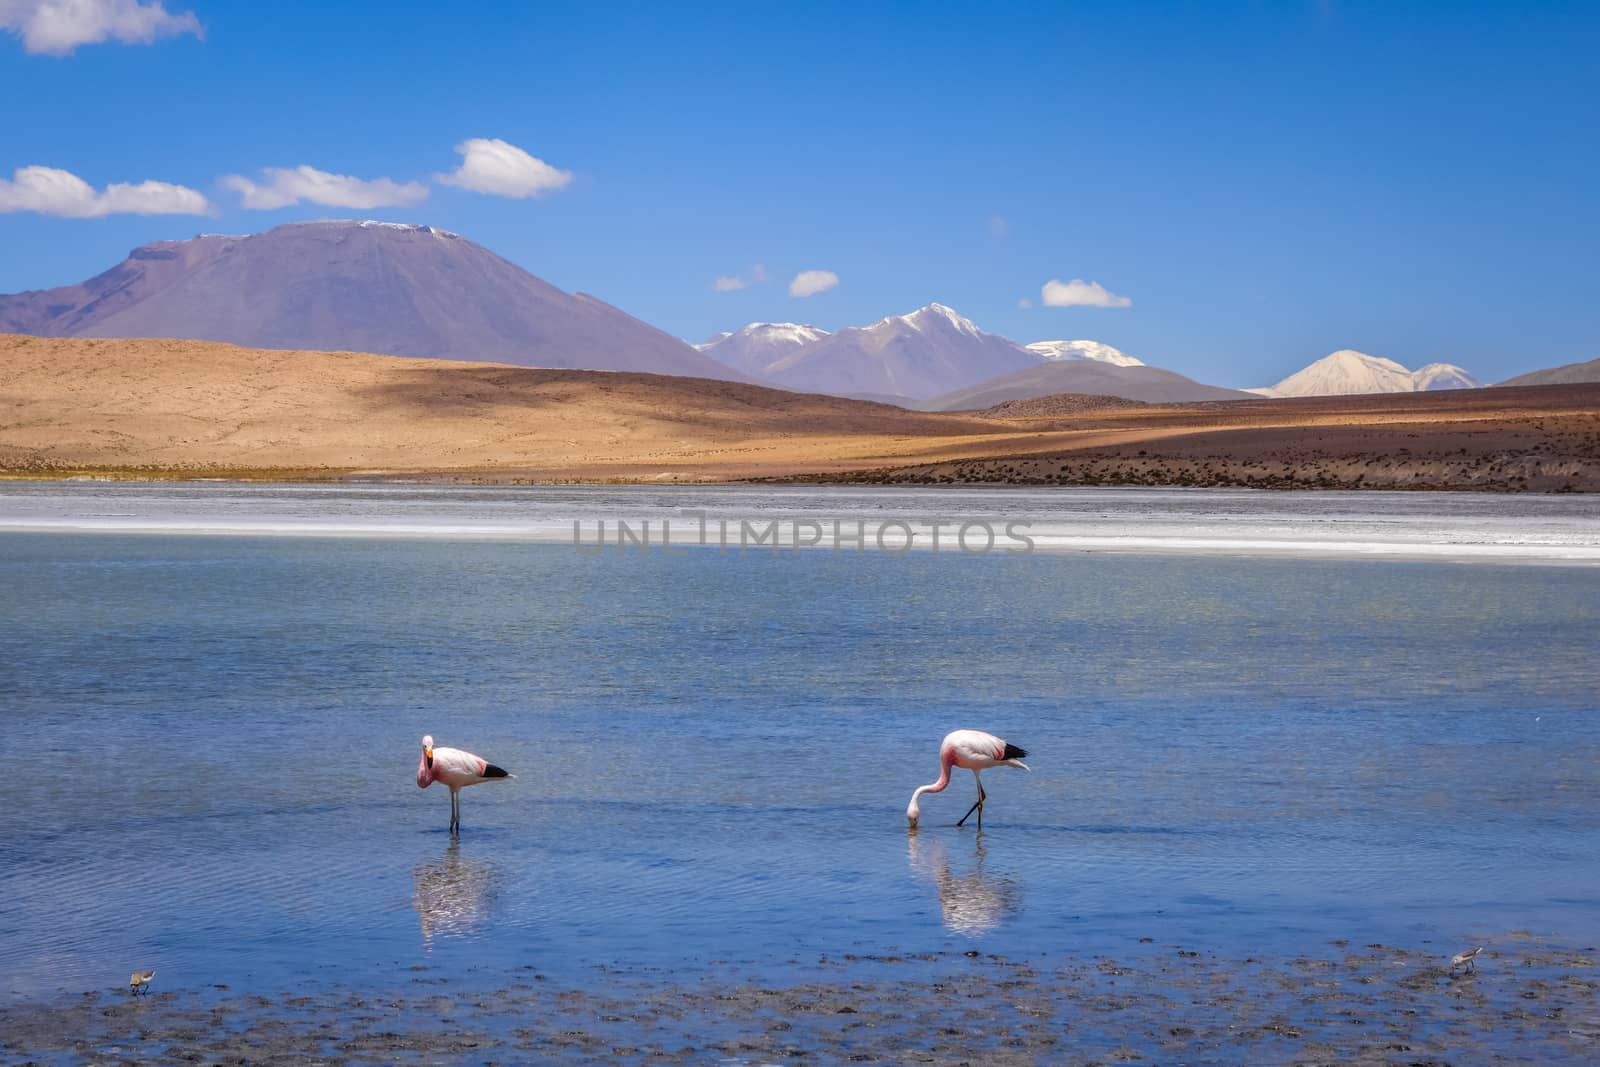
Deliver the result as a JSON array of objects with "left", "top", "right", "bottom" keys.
[
  {"left": 412, "top": 840, "right": 498, "bottom": 949},
  {"left": 907, "top": 830, "right": 1020, "bottom": 936}
]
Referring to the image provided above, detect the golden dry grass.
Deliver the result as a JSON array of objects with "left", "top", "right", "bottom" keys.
[{"left": 3, "top": 333, "right": 1597, "bottom": 490}]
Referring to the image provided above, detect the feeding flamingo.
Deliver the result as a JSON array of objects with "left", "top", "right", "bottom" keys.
[
  {"left": 417, "top": 735, "right": 512, "bottom": 833},
  {"left": 906, "top": 729, "right": 1029, "bottom": 829}
]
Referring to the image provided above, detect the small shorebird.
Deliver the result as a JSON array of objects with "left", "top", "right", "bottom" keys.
[
  {"left": 906, "top": 729, "right": 1029, "bottom": 829},
  {"left": 417, "top": 735, "right": 512, "bottom": 833},
  {"left": 128, "top": 970, "right": 155, "bottom": 995},
  {"left": 1450, "top": 946, "right": 1483, "bottom": 973}
]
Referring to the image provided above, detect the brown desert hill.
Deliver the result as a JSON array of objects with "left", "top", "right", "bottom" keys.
[
  {"left": 0, "top": 334, "right": 1065, "bottom": 479},
  {"left": 4, "top": 335, "right": 1597, "bottom": 489},
  {"left": 1495, "top": 358, "right": 1600, "bottom": 388},
  {"left": 0, "top": 220, "right": 749, "bottom": 383},
  {"left": 921, "top": 359, "right": 1253, "bottom": 410}
]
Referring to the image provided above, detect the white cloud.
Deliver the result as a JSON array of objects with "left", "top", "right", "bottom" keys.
[
  {"left": 221, "top": 165, "right": 428, "bottom": 210},
  {"left": 1017, "top": 298, "right": 1033, "bottom": 309},
  {"left": 1041, "top": 278, "right": 1132, "bottom": 309},
  {"left": 987, "top": 215, "right": 1009, "bottom": 239},
  {"left": 1, "top": 0, "right": 201, "bottom": 56},
  {"left": 436, "top": 138, "right": 571, "bottom": 198},
  {"left": 789, "top": 269, "right": 838, "bottom": 298},
  {"left": 711, "top": 263, "right": 769, "bottom": 292},
  {"left": 0, "top": 164, "right": 210, "bottom": 217}
]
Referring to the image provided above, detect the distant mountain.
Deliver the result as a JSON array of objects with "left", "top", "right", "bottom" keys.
[
  {"left": 1025, "top": 339, "right": 1145, "bottom": 367},
  {"left": 1411, "top": 362, "right": 1480, "bottom": 391},
  {"left": 922, "top": 360, "right": 1253, "bottom": 411},
  {"left": 1495, "top": 357, "right": 1600, "bottom": 388},
  {"left": 761, "top": 303, "right": 1037, "bottom": 400},
  {"left": 696, "top": 322, "right": 829, "bottom": 377},
  {"left": 1255, "top": 350, "right": 1479, "bottom": 397},
  {"left": 0, "top": 219, "right": 747, "bottom": 381}
]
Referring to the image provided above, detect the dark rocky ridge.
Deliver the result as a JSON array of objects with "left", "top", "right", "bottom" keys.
[
  {"left": 921, "top": 359, "right": 1254, "bottom": 410},
  {"left": 978, "top": 392, "right": 1151, "bottom": 417}
]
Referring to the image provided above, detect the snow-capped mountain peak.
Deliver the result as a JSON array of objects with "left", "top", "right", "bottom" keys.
[
  {"left": 1258, "top": 350, "right": 1480, "bottom": 397},
  {"left": 696, "top": 322, "right": 828, "bottom": 350},
  {"left": 759, "top": 302, "right": 1036, "bottom": 399},
  {"left": 1411, "top": 362, "right": 1482, "bottom": 391},
  {"left": 695, "top": 321, "right": 831, "bottom": 376},
  {"left": 863, "top": 303, "right": 982, "bottom": 337},
  {"left": 907, "top": 303, "right": 980, "bottom": 335},
  {"left": 1026, "top": 339, "right": 1145, "bottom": 367}
]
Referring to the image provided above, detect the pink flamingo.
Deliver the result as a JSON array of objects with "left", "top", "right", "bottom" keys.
[
  {"left": 906, "top": 729, "right": 1029, "bottom": 829},
  {"left": 417, "top": 735, "right": 512, "bottom": 833}
]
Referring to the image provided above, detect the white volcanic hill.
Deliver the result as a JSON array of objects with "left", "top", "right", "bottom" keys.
[
  {"left": 1410, "top": 362, "right": 1481, "bottom": 391},
  {"left": 696, "top": 322, "right": 830, "bottom": 377},
  {"left": 0, "top": 220, "right": 746, "bottom": 381},
  {"left": 1025, "top": 339, "right": 1145, "bottom": 367},
  {"left": 1255, "top": 350, "right": 1480, "bottom": 397},
  {"left": 760, "top": 303, "right": 1037, "bottom": 401}
]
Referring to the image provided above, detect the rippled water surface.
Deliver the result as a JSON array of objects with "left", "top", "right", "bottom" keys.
[{"left": 1, "top": 484, "right": 1598, "bottom": 1004}]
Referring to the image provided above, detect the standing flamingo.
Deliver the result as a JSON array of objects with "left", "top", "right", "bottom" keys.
[
  {"left": 417, "top": 735, "right": 512, "bottom": 833},
  {"left": 906, "top": 729, "right": 1029, "bottom": 829}
]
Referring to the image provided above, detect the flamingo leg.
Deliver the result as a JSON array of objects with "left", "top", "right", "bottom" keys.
[
  {"left": 956, "top": 774, "right": 987, "bottom": 827},
  {"left": 450, "top": 788, "right": 460, "bottom": 833}
]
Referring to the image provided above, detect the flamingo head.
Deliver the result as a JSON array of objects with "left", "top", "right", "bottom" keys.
[
  {"left": 417, "top": 736, "right": 437, "bottom": 790},
  {"left": 906, "top": 796, "right": 920, "bottom": 827}
]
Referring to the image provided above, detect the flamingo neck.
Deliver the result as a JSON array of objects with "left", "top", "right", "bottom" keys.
[
  {"left": 919, "top": 754, "right": 954, "bottom": 797},
  {"left": 907, "top": 750, "right": 956, "bottom": 822}
]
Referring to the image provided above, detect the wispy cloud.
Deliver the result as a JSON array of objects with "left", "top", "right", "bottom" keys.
[
  {"left": 712, "top": 263, "right": 768, "bottom": 292},
  {"left": 221, "top": 165, "right": 428, "bottom": 210},
  {"left": 0, "top": 164, "right": 210, "bottom": 217},
  {"left": 436, "top": 138, "right": 571, "bottom": 198},
  {"left": 987, "top": 215, "right": 1009, "bottom": 239},
  {"left": 1, "top": 0, "right": 200, "bottom": 56},
  {"left": 1016, "top": 297, "right": 1033, "bottom": 309},
  {"left": 1041, "top": 278, "right": 1131, "bottom": 308},
  {"left": 789, "top": 269, "right": 838, "bottom": 298}
]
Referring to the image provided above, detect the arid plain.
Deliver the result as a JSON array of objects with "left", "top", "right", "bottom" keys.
[{"left": 2, "top": 334, "right": 1597, "bottom": 490}]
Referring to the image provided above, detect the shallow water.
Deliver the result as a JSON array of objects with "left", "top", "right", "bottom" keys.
[{"left": 1, "top": 484, "right": 1598, "bottom": 1009}]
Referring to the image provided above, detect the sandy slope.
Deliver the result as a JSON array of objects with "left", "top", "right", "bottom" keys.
[
  {"left": 0, "top": 335, "right": 1074, "bottom": 479},
  {"left": 3, "top": 335, "right": 1597, "bottom": 489}
]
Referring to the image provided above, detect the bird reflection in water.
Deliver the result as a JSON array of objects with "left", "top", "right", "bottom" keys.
[
  {"left": 907, "top": 829, "right": 1021, "bottom": 936},
  {"left": 412, "top": 840, "right": 498, "bottom": 949}
]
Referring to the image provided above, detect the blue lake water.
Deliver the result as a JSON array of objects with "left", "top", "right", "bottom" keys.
[{"left": 1, "top": 484, "right": 1598, "bottom": 1005}]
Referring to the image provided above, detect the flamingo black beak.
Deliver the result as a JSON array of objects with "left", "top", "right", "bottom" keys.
[{"left": 424, "top": 747, "right": 433, "bottom": 767}]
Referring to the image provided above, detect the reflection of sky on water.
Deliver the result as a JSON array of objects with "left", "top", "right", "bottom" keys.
[
  {"left": 908, "top": 831, "right": 1020, "bottom": 937},
  {"left": 2, "top": 501, "right": 1598, "bottom": 1001},
  {"left": 413, "top": 841, "right": 498, "bottom": 949}
]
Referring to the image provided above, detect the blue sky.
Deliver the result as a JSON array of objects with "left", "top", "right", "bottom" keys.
[{"left": 2, "top": 0, "right": 1596, "bottom": 386}]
